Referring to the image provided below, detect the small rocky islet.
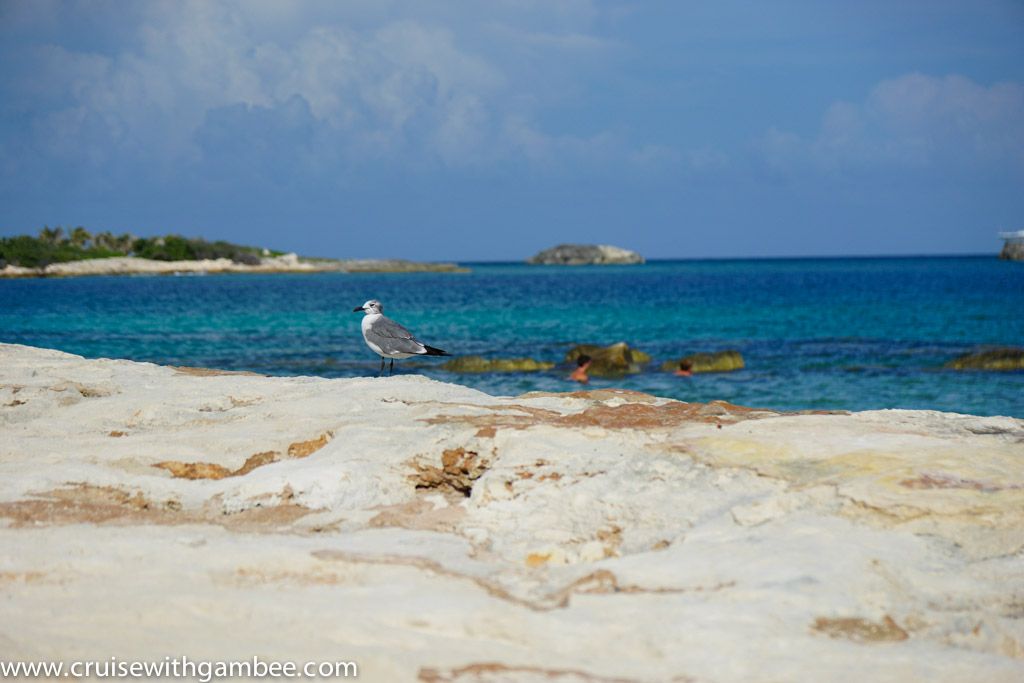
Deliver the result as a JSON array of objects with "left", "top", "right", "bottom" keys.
[{"left": 526, "top": 243, "right": 644, "bottom": 266}]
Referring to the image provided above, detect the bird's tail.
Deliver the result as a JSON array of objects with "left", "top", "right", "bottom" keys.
[{"left": 422, "top": 345, "right": 450, "bottom": 356}]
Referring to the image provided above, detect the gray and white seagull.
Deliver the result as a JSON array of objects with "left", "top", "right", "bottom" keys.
[{"left": 353, "top": 299, "right": 449, "bottom": 375}]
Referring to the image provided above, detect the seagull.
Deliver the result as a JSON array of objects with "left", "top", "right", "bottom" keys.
[{"left": 353, "top": 299, "right": 449, "bottom": 375}]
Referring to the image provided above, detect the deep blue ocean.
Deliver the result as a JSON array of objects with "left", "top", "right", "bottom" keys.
[{"left": 2, "top": 257, "right": 1022, "bottom": 417}]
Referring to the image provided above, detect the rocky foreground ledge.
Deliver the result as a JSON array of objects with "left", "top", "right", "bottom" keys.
[{"left": 1, "top": 344, "right": 1022, "bottom": 682}]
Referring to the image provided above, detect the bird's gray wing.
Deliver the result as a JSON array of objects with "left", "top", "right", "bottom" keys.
[{"left": 367, "top": 316, "right": 427, "bottom": 354}]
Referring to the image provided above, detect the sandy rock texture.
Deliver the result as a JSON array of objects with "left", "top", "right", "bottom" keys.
[{"left": 1, "top": 344, "right": 1022, "bottom": 682}]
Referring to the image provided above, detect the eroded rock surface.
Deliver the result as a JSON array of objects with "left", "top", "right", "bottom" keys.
[{"left": 1, "top": 343, "right": 1022, "bottom": 682}]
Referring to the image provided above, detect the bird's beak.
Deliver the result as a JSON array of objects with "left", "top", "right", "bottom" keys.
[{"left": 352, "top": 306, "right": 364, "bottom": 313}]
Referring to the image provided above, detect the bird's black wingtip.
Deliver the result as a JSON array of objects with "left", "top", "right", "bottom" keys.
[{"left": 423, "top": 345, "right": 450, "bottom": 356}]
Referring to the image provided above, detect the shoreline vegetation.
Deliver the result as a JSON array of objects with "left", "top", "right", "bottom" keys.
[{"left": 0, "top": 227, "right": 467, "bottom": 278}]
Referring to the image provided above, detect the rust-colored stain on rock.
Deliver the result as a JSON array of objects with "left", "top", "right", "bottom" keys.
[
  {"left": 812, "top": 615, "right": 909, "bottom": 643},
  {"left": 525, "top": 552, "right": 551, "bottom": 568},
  {"left": 154, "top": 461, "right": 233, "bottom": 480},
  {"left": 899, "top": 472, "right": 1020, "bottom": 493},
  {"left": 233, "top": 451, "right": 280, "bottom": 477},
  {"left": 0, "top": 485, "right": 170, "bottom": 526},
  {"left": 419, "top": 662, "right": 647, "bottom": 683},
  {"left": 154, "top": 432, "right": 333, "bottom": 480},
  {"left": 519, "top": 388, "right": 662, "bottom": 403},
  {"left": 0, "top": 484, "right": 312, "bottom": 531},
  {"left": 172, "top": 366, "right": 262, "bottom": 377},
  {"left": 287, "top": 432, "right": 332, "bottom": 458},
  {"left": 426, "top": 397, "right": 790, "bottom": 434},
  {"left": 412, "top": 447, "right": 488, "bottom": 497},
  {"left": 0, "top": 571, "right": 47, "bottom": 583},
  {"left": 368, "top": 497, "right": 466, "bottom": 533}
]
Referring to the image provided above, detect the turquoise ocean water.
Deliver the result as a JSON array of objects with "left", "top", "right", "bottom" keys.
[{"left": 1, "top": 256, "right": 1022, "bottom": 417}]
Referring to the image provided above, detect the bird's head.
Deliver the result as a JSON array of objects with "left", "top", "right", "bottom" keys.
[{"left": 353, "top": 299, "right": 383, "bottom": 315}]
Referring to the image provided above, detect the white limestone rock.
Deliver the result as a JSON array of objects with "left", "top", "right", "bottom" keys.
[{"left": 1, "top": 343, "right": 1022, "bottom": 682}]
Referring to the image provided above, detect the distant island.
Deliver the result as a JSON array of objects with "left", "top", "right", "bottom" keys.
[
  {"left": 527, "top": 243, "right": 644, "bottom": 265},
  {"left": 0, "top": 227, "right": 466, "bottom": 277},
  {"left": 999, "top": 230, "right": 1024, "bottom": 261}
]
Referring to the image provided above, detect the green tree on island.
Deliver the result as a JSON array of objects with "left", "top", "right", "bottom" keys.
[
  {"left": 38, "top": 226, "right": 63, "bottom": 245},
  {"left": 92, "top": 231, "right": 116, "bottom": 251},
  {"left": 69, "top": 226, "right": 91, "bottom": 248},
  {"left": 2, "top": 227, "right": 280, "bottom": 269}
]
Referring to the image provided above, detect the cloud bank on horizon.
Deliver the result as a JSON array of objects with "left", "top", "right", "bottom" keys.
[{"left": 1, "top": 0, "right": 1023, "bottom": 260}]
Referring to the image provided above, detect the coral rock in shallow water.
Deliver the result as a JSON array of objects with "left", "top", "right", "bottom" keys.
[
  {"left": 2, "top": 343, "right": 1024, "bottom": 682},
  {"left": 440, "top": 356, "right": 555, "bottom": 373},
  {"left": 945, "top": 347, "right": 1024, "bottom": 371},
  {"left": 565, "top": 342, "right": 652, "bottom": 376},
  {"left": 661, "top": 350, "right": 746, "bottom": 373}
]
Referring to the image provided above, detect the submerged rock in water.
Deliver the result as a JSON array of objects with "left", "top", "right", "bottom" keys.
[
  {"left": 566, "top": 342, "right": 652, "bottom": 376},
  {"left": 440, "top": 356, "right": 554, "bottom": 373},
  {"left": 661, "top": 350, "right": 745, "bottom": 373},
  {"left": 527, "top": 244, "right": 644, "bottom": 265},
  {"left": 945, "top": 348, "right": 1024, "bottom": 371}
]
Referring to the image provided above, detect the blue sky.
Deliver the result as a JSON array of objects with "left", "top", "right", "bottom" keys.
[{"left": 1, "top": 1, "right": 1023, "bottom": 261}]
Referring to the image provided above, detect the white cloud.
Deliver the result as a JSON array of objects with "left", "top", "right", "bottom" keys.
[
  {"left": 685, "top": 146, "right": 729, "bottom": 171},
  {"left": 762, "top": 73, "right": 1024, "bottom": 173},
  {"left": 3, "top": 0, "right": 651, "bottom": 172},
  {"left": 501, "top": 114, "right": 642, "bottom": 169}
]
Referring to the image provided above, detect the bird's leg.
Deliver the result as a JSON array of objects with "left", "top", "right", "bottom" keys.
[
  {"left": 389, "top": 358, "right": 395, "bottom": 375},
  {"left": 378, "top": 356, "right": 385, "bottom": 377}
]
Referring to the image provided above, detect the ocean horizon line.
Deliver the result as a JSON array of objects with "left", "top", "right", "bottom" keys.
[{"left": 453, "top": 252, "right": 997, "bottom": 266}]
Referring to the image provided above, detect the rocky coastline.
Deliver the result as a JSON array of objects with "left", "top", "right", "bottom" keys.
[
  {"left": 0, "top": 254, "right": 467, "bottom": 278},
  {"left": 1, "top": 343, "right": 1022, "bottom": 681}
]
